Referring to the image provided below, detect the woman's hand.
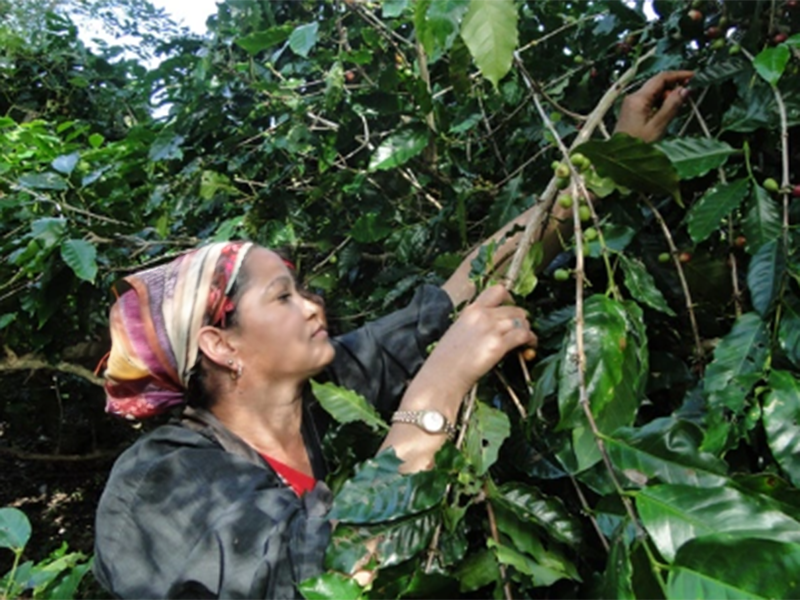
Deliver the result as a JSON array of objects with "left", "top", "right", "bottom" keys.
[
  {"left": 614, "top": 70, "right": 694, "bottom": 143},
  {"left": 381, "top": 285, "right": 536, "bottom": 472},
  {"left": 426, "top": 285, "right": 537, "bottom": 396}
]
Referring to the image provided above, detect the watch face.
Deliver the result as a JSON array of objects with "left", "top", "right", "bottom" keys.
[{"left": 420, "top": 411, "right": 445, "bottom": 433}]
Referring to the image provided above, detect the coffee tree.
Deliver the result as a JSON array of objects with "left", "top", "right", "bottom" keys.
[{"left": 1, "top": 0, "right": 800, "bottom": 598}]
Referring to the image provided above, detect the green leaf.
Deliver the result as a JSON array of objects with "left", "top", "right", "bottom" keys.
[
  {"left": 459, "top": 0, "right": 518, "bottom": 88},
  {"left": 298, "top": 571, "right": 364, "bottom": 600},
  {"left": 148, "top": 134, "right": 184, "bottom": 162},
  {"left": 310, "top": 380, "right": 388, "bottom": 432},
  {"left": 289, "top": 22, "right": 319, "bottom": 58},
  {"left": 454, "top": 549, "right": 500, "bottom": 593},
  {"left": 656, "top": 137, "right": 736, "bottom": 180},
  {"left": 87, "top": 133, "right": 104, "bottom": 148},
  {"left": 199, "top": 170, "right": 236, "bottom": 200},
  {"left": 235, "top": 25, "right": 292, "bottom": 55},
  {"left": 327, "top": 450, "right": 447, "bottom": 523},
  {"left": 464, "top": 401, "right": 510, "bottom": 476},
  {"left": 687, "top": 179, "right": 749, "bottom": 244},
  {"left": 351, "top": 212, "right": 393, "bottom": 243},
  {"left": 762, "top": 371, "right": 800, "bottom": 488},
  {"left": 703, "top": 312, "right": 768, "bottom": 411},
  {"left": 606, "top": 417, "right": 728, "bottom": 488},
  {"left": 31, "top": 217, "right": 67, "bottom": 247},
  {"left": 0, "top": 507, "right": 31, "bottom": 551},
  {"left": 415, "top": 0, "right": 470, "bottom": 61},
  {"left": 619, "top": 255, "right": 675, "bottom": 316},
  {"left": 488, "top": 539, "right": 574, "bottom": 587},
  {"left": 382, "top": 0, "right": 409, "bottom": 18},
  {"left": 668, "top": 537, "right": 800, "bottom": 600},
  {"left": 0, "top": 313, "right": 17, "bottom": 330},
  {"left": 722, "top": 86, "right": 773, "bottom": 134},
  {"left": 574, "top": 134, "right": 682, "bottom": 206},
  {"left": 511, "top": 242, "right": 542, "bottom": 298},
  {"left": 490, "top": 482, "right": 582, "bottom": 547},
  {"left": 743, "top": 184, "right": 782, "bottom": 252},
  {"left": 602, "top": 535, "right": 635, "bottom": 600},
  {"left": 51, "top": 152, "right": 79, "bottom": 175},
  {"left": 368, "top": 128, "right": 429, "bottom": 171},
  {"left": 60, "top": 239, "right": 98, "bottom": 283},
  {"left": 691, "top": 56, "right": 750, "bottom": 86},
  {"left": 638, "top": 484, "right": 800, "bottom": 562},
  {"left": 18, "top": 172, "right": 68, "bottom": 190},
  {"left": 746, "top": 240, "right": 784, "bottom": 317},
  {"left": 753, "top": 45, "right": 790, "bottom": 86},
  {"left": 558, "top": 296, "right": 648, "bottom": 471},
  {"left": 779, "top": 295, "right": 800, "bottom": 368}
]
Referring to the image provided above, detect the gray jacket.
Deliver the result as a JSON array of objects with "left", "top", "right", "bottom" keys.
[{"left": 93, "top": 285, "right": 452, "bottom": 599}]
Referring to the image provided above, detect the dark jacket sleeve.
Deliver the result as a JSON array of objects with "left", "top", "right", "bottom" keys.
[
  {"left": 93, "top": 426, "right": 332, "bottom": 599},
  {"left": 326, "top": 284, "right": 453, "bottom": 418}
]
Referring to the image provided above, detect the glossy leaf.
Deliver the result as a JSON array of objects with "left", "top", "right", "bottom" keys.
[
  {"left": 298, "top": 571, "right": 364, "bottom": 600},
  {"left": 30, "top": 217, "right": 67, "bottom": 247},
  {"left": 753, "top": 45, "right": 790, "bottom": 86},
  {"left": 464, "top": 401, "right": 510, "bottom": 476},
  {"left": 326, "top": 511, "right": 438, "bottom": 573},
  {"left": 415, "top": 0, "right": 469, "bottom": 61},
  {"left": 575, "top": 134, "right": 681, "bottom": 205},
  {"left": 0, "top": 507, "right": 31, "bottom": 551},
  {"left": 687, "top": 179, "right": 749, "bottom": 244},
  {"left": 460, "top": 0, "right": 518, "bottom": 88},
  {"left": 488, "top": 539, "right": 575, "bottom": 588},
  {"left": 746, "top": 240, "right": 783, "bottom": 317},
  {"left": 511, "top": 242, "right": 542, "bottom": 298},
  {"left": 351, "top": 212, "right": 393, "bottom": 243},
  {"left": 51, "top": 152, "right": 79, "bottom": 175},
  {"left": 637, "top": 484, "right": 800, "bottom": 562},
  {"left": 310, "top": 380, "right": 388, "bottom": 432},
  {"left": 703, "top": 312, "right": 768, "bottom": 412},
  {"left": 558, "top": 296, "right": 648, "bottom": 471},
  {"left": 327, "top": 450, "right": 447, "bottom": 523},
  {"left": 454, "top": 549, "right": 500, "bottom": 593},
  {"left": 743, "top": 184, "right": 782, "bottom": 252},
  {"left": 60, "top": 239, "right": 97, "bottom": 283},
  {"left": 619, "top": 255, "right": 675, "bottom": 316},
  {"left": 368, "top": 128, "right": 429, "bottom": 171},
  {"left": 762, "top": 371, "right": 800, "bottom": 487},
  {"left": 289, "top": 22, "right": 319, "bottom": 58},
  {"left": 607, "top": 418, "right": 728, "bottom": 488},
  {"left": 235, "top": 25, "right": 292, "bottom": 55},
  {"left": 656, "top": 137, "right": 736, "bottom": 180},
  {"left": 490, "top": 482, "right": 583, "bottom": 547},
  {"left": 668, "top": 537, "right": 800, "bottom": 600},
  {"left": 18, "top": 172, "right": 68, "bottom": 190},
  {"left": 601, "top": 534, "right": 635, "bottom": 600},
  {"left": 692, "top": 56, "right": 750, "bottom": 86},
  {"left": 779, "top": 295, "right": 800, "bottom": 368}
]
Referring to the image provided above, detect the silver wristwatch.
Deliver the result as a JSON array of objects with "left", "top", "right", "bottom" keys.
[{"left": 391, "top": 410, "right": 456, "bottom": 438}]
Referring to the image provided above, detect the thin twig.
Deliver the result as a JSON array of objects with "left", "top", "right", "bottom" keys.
[
  {"left": 0, "top": 353, "right": 104, "bottom": 386},
  {"left": 493, "top": 368, "right": 527, "bottom": 420},
  {"left": 485, "top": 492, "right": 514, "bottom": 600},
  {"left": 688, "top": 97, "right": 742, "bottom": 317},
  {"left": 644, "top": 198, "right": 705, "bottom": 364},
  {"left": 569, "top": 475, "right": 610, "bottom": 552}
]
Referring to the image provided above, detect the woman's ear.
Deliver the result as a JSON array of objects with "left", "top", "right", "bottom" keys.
[{"left": 197, "top": 326, "right": 235, "bottom": 369}]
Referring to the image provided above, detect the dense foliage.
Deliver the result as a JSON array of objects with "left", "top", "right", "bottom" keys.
[{"left": 2, "top": 0, "right": 800, "bottom": 598}]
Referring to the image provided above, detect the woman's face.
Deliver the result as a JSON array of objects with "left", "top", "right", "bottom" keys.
[{"left": 228, "top": 247, "right": 334, "bottom": 383}]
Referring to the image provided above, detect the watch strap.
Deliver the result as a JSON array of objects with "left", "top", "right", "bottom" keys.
[{"left": 391, "top": 410, "right": 456, "bottom": 438}]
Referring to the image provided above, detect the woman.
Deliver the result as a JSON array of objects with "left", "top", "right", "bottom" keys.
[{"left": 93, "top": 71, "right": 691, "bottom": 599}]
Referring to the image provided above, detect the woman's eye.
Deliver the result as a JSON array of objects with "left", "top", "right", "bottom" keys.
[{"left": 278, "top": 292, "right": 292, "bottom": 302}]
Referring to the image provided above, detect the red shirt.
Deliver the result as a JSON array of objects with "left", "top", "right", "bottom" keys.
[{"left": 261, "top": 454, "right": 316, "bottom": 496}]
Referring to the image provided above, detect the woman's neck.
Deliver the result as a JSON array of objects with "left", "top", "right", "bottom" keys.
[{"left": 210, "top": 380, "right": 310, "bottom": 469}]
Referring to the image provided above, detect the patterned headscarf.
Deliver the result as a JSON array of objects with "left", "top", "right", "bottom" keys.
[{"left": 103, "top": 241, "right": 253, "bottom": 419}]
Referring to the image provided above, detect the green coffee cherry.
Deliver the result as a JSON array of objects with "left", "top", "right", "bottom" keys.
[
  {"left": 578, "top": 205, "right": 592, "bottom": 222},
  {"left": 584, "top": 227, "right": 598, "bottom": 241},
  {"left": 763, "top": 177, "right": 780, "bottom": 193},
  {"left": 557, "top": 194, "right": 574, "bottom": 209},
  {"left": 555, "top": 162, "right": 571, "bottom": 179},
  {"left": 729, "top": 44, "right": 741, "bottom": 55},
  {"left": 658, "top": 252, "right": 671, "bottom": 263},
  {"left": 570, "top": 152, "right": 591, "bottom": 172},
  {"left": 556, "top": 176, "right": 570, "bottom": 190},
  {"left": 554, "top": 268, "right": 570, "bottom": 281}
]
